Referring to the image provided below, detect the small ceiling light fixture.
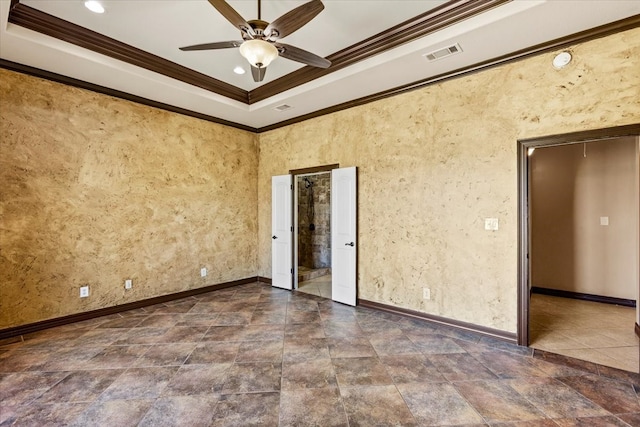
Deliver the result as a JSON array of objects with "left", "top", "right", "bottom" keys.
[
  {"left": 84, "top": 0, "right": 105, "bottom": 13},
  {"left": 233, "top": 66, "right": 246, "bottom": 75},
  {"left": 527, "top": 147, "right": 536, "bottom": 156},
  {"left": 552, "top": 51, "right": 572, "bottom": 69},
  {"left": 239, "top": 39, "right": 279, "bottom": 69}
]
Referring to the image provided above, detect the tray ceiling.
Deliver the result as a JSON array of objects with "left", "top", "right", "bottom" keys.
[{"left": 1, "top": 0, "right": 639, "bottom": 129}]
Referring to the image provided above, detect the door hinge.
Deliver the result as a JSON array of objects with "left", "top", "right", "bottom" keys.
[
  {"left": 290, "top": 184, "right": 293, "bottom": 190},
  {"left": 291, "top": 226, "right": 294, "bottom": 232},
  {"left": 291, "top": 268, "right": 294, "bottom": 274}
]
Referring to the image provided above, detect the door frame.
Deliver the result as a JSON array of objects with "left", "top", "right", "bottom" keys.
[
  {"left": 517, "top": 123, "right": 640, "bottom": 346},
  {"left": 289, "top": 164, "right": 340, "bottom": 290}
]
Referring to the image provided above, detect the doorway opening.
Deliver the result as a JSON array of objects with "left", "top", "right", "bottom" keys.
[
  {"left": 272, "top": 165, "right": 357, "bottom": 306},
  {"left": 295, "top": 172, "right": 332, "bottom": 298},
  {"left": 518, "top": 124, "right": 640, "bottom": 372}
]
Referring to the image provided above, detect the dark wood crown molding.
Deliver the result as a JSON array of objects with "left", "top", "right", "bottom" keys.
[
  {"left": 8, "top": 1, "right": 247, "bottom": 103},
  {"left": 0, "top": 59, "right": 257, "bottom": 133},
  {"left": 4, "top": 4, "right": 639, "bottom": 133},
  {"left": 250, "top": 0, "right": 509, "bottom": 103},
  {"left": 259, "top": 14, "right": 640, "bottom": 132},
  {"left": 7, "top": 0, "right": 508, "bottom": 106}
]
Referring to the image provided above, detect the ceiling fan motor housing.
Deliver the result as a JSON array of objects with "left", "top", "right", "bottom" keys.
[
  {"left": 243, "top": 20, "right": 274, "bottom": 41},
  {"left": 179, "top": 0, "right": 330, "bottom": 82}
]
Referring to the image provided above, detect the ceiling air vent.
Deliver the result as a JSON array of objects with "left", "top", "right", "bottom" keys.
[
  {"left": 423, "top": 43, "right": 462, "bottom": 62},
  {"left": 274, "top": 104, "right": 293, "bottom": 112}
]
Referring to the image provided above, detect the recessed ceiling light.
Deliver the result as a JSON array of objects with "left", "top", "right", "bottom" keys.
[
  {"left": 233, "top": 66, "right": 246, "bottom": 75},
  {"left": 84, "top": 1, "right": 105, "bottom": 14}
]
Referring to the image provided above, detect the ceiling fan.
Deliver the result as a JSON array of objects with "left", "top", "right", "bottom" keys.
[{"left": 179, "top": 0, "right": 331, "bottom": 82}]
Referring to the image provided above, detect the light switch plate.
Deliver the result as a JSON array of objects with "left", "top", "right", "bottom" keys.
[{"left": 600, "top": 216, "right": 609, "bottom": 226}]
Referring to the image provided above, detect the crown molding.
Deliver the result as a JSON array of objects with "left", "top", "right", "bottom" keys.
[
  {"left": 0, "top": 59, "right": 258, "bottom": 132},
  {"left": 259, "top": 14, "right": 640, "bottom": 132},
  {"left": 7, "top": 1, "right": 248, "bottom": 103},
  {"left": 7, "top": 0, "right": 509, "bottom": 105},
  {"left": 249, "top": 0, "right": 509, "bottom": 103},
  {"left": 3, "top": 10, "right": 638, "bottom": 133}
]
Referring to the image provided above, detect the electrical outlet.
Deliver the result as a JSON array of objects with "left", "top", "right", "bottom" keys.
[
  {"left": 200, "top": 267, "right": 207, "bottom": 277},
  {"left": 423, "top": 288, "right": 431, "bottom": 300},
  {"left": 80, "top": 286, "right": 89, "bottom": 298},
  {"left": 484, "top": 218, "right": 499, "bottom": 231},
  {"left": 125, "top": 279, "right": 132, "bottom": 290}
]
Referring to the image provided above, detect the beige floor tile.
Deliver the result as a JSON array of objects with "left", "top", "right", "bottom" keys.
[
  {"left": 530, "top": 331, "right": 587, "bottom": 351},
  {"left": 530, "top": 295, "right": 638, "bottom": 372},
  {"left": 601, "top": 346, "right": 640, "bottom": 364},
  {"left": 298, "top": 274, "right": 332, "bottom": 300}
]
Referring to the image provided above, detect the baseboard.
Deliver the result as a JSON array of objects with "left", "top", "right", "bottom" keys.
[
  {"left": 531, "top": 287, "right": 636, "bottom": 307},
  {"left": 636, "top": 322, "right": 640, "bottom": 339},
  {"left": 0, "top": 276, "right": 260, "bottom": 340},
  {"left": 257, "top": 276, "right": 272, "bottom": 284},
  {"left": 358, "top": 298, "right": 517, "bottom": 344}
]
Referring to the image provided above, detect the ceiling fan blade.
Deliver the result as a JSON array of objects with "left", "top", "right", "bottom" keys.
[
  {"left": 264, "top": 0, "right": 324, "bottom": 39},
  {"left": 251, "top": 65, "right": 267, "bottom": 82},
  {"left": 276, "top": 43, "right": 331, "bottom": 68},
  {"left": 207, "top": 0, "right": 255, "bottom": 37},
  {"left": 179, "top": 41, "right": 243, "bottom": 51}
]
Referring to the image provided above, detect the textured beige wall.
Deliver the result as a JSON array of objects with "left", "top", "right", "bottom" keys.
[
  {"left": 258, "top": 28, "right": 640, "bottom": 333},
  {"left": 531, "top": 138, "right": 638, "bottom": 300},
  {"left": 0, "top": 70, "right": 258, "bottom": 329}
]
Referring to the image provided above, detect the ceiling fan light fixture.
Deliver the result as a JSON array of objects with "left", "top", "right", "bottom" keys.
[{"left": 239, "top": 39, "right": 278, "bottom": 68}]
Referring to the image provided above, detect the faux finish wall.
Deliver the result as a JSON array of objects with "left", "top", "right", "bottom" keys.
[
  {"left": 531, "top": 138, "right": 638, "bottom": 300},
  {"left": 0, "top": 70, "right": 258, "bottom": 329},
  {"left": 258, "top": 28, "right": 640, "bottom": 333}
]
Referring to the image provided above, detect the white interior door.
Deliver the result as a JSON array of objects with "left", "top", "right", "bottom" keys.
[
  {"left": 331, "top": 167, "right": 357, "bottom": 306},
  {"left": 272, "top": 175, "right": 293, "bottom": 290}
]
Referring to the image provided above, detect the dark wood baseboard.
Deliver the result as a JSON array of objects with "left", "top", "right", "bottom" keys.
[
  {"left": 0, "top": 276, "right": 260, "bottom": 340},
  {"left": 636, "top": 322, "right": 640, "bottom": 339},
  {"left": 358, "top": 298, "right": 517, "bottom": 344},
  {"left": 257, "top": 276, "right": 272, "bottom": 285},
  {"left": 532, "top": 287, "right": 636, "bottom": 308}
]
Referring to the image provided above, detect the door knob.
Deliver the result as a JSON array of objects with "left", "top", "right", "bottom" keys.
[
  {"left": 272, "top": 235, "right": 278, "bottom": 239},
  {"left": 345, "top": 242, "right": 354, "bottom": 247}
]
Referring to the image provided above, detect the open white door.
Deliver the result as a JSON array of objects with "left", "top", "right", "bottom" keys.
[
  {"left": 331, "top": 167, "right": 357, "bottom": 306},
  {"left": 272, "top": 175, "right": 293, "bottom": 290}
]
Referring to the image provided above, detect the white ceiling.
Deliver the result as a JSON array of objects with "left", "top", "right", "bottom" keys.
[{"left": 1, "top": 0, "right": 639, "bottom": 129}]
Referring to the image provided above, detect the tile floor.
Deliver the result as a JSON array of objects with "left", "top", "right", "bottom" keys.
[
  {"left": 297, "top": 273, "right": 332, "bottom": 299},
  {"left": 530, "top": 294, "right": 639, "bottom": 373},
  {"left": 1, "top": 282, "right": 639, "bottom": 426}
]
